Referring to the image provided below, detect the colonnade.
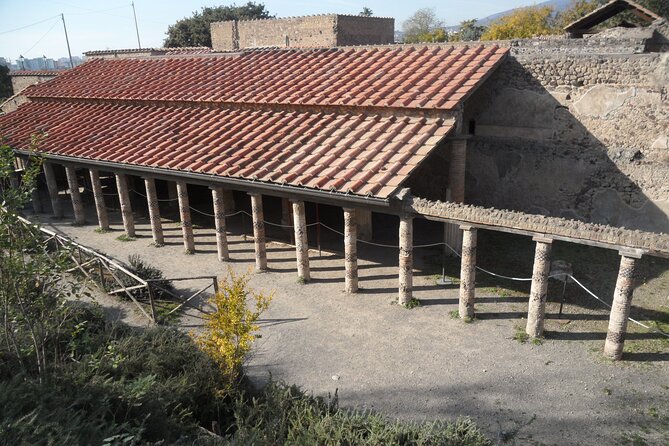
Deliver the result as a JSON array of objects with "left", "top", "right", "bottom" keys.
[{"left": 34, "top": 162, "right": 642, "bottom": 360}]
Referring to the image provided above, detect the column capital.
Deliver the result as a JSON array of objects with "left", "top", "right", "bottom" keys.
[
  {"left": 619, "top": 249, "right": 644, "bottom": 259},
  {"left": 289, "top": 198, "right": 304, "bottom": 204},
  {"left": 247, "top": 191, "right": 262, "bottom": 197},
  {"left": 532, "top": 236, "right": 553, "bottom": 244},
  {"left": 459, "top": 225, "right": 477, "bottom": 232}
]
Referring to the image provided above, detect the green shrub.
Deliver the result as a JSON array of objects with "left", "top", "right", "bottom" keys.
[{"left": 228, "top": 381, "right": 492, "bottom": 446}]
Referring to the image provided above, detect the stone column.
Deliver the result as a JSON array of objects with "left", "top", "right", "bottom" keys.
[
  {"left": 144, "top": 177, "right": 164, "bottom": 246},
  {"left": 31, "top": 188, "right": 43, "bottom": 214},
  {"left": 458, "top": 226, "right": 477, "bottom": 319},
  {"left": 176, "top": 181, "right": 195, "bottom": 253},
  {"left": 65, "top": 166, "right": 84, "bottom": 225},
  {"left": 343, "top": 208, "right": 358, "bottom": 293},
  {"left": 211, "top": 187, "right": 229, "bottom": 262},
  {"left": 43, "top": 162, "right": 63, "bottom": 218},
  {"left": 398, "top": 214, "right": 413, "bottom": 306},
  {"left": 89, "top": 169, "right": 109, "bottom": 231},
  {"left": 115, "top": 173, "right": 135, "bottom": 237},
  {"left": 356, "top": 209, "right": 373, "bottom": 241},
  {"left": 291, "top": 200, "right": 310, "bottom": 282},
  {"left": 604, "top": 254, "right": 639, "bottom": 360},
  {"left": 249, "top": 193, "right": 268, "bottom": 271},
  {"left": 526, "top": 237, "right": 553, "bottom": 337},
  {"left": 444, "top": 138, "right": 467, "bottom": 255}
]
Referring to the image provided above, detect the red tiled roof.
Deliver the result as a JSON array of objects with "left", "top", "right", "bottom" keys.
[
  {"left": 10, "top": 70, "right": 61, "bottom": 76},
  {"left": 1, "top": 45, "right": 508, "bottom": 200},
  {"left": 1, "top": 100, "right": 452, "bottom": 198},
  {"left": 26, "top": 45, "right": 507, "bottom": 111}
]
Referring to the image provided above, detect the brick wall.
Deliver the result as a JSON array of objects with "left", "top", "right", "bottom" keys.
[{"left": 211, "top": 15, "right": 394, "bottom": 51}]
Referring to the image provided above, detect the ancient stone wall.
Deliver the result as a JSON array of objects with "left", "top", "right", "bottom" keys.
[
  {"left": 463, "top": 43, "right": 669, "bottom": 234},
  {"left": 11, "top": 74, "right": 58, "bottom": 95},
  {"left": 211, "top": 15, "right": 394, "bottom": 51}
]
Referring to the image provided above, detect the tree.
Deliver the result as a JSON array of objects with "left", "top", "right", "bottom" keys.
[
  {"left": 164, "top": 2, "right": 273, "bottom": 48},
  {"left": 402, "top": 8, "right": 445, "bottom": 43},
  {"left": 481, "top": 5, "right": 557, "bottom": 40},
  {"left": 0, "top": 65, "right": 12, "bottom": 100},
  {"left": 360, "top": 7, "right": 373, "bottom": 17},
  {"left": 452, "top": 19, "right": 487, "bottom": 42}
]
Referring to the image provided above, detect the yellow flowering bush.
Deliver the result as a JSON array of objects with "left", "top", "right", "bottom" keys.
[{"left": 194, "top": 269, "right": 272, "bottom": 391}]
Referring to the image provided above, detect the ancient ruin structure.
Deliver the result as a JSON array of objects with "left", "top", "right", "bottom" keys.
[{"left": 1, "top": 13, "right": 668, "bottom": 361}]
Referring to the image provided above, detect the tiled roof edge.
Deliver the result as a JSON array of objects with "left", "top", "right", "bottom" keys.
[
  {"left": 214, "top": 13, "right": 394, "bottom": 24},
  {"left": 10, "top": 70, "right": 61, "bottom": 76}
]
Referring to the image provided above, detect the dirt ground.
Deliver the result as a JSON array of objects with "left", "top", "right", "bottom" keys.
[{"left": 30, "top": 197, "right": 669, "bottom": 446}]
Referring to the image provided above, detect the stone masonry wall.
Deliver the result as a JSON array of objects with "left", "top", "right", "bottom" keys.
[
  {"left": 463, "top": 46, "right": 669, "bottom": 234},
  {"left": 211, "top": 15, "right": 394, "bottom": 51},
  {"left": 11, "top": 74, "right": 58, "bottom": 95}
]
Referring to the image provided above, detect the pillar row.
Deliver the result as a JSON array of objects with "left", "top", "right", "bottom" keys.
[
  {"left": 398, "top": 214, "right": 413, "bottom": 306},
  {"left": 343, "top": 208, "right": 358, "bottom": 293},
  {"left": 526, "top": 237, "right": 553, "bottom": 338},
  {"left": 176, "top": 181, "right": 195, "bottom": 254},
  {"left": 89, "top": 169, "right": 109, "bottom": 231},
  {"left": 144, "top": 177, "right": 164, "bottom": 246},
  {"left": 292, "top": 200, "right": 310, "bottom": 282},
  {"left": 458, "top": 226, "right": 477, "bottom": 319},
  {"left": 115, "top": 173, "right": 135, "bottom": 237},
  {"left": 604, "top": 254, "right": 639, "bottom": 360},
  {"left": 211, "top": 187, "right": 229, "bottom": 262},
  {"left": 250, "top": 193, "right": 268, "bottom": 271},
  {"left": 43, "top": 162, "right": 63, "bottom": 218}
]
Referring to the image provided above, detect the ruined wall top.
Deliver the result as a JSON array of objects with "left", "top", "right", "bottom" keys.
[
  {"left": 211, "top": 14, "right": 394, "bottom": 51},
  {"left": 408, "top": 197, "right": 669, "bottom": 258}
]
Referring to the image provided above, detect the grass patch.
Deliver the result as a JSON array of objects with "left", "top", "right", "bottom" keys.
[
  {"left": 94, "top": 227, "right": 111, "bottom": 234},
  {"left": 531, "top": 337, "right": 543, "bottom": 346},
  {"left": 403, "top": 298, "right": 421, "bottom": 309},
  {"left": 116, "top": 234, "right": 135, "bottom": 242},
  {"left": 513, "top": 325, "right": 529, "bottom": 344},
  {"left": 449, "top": 310, "right": 460, "bottom": 319},
  {"left": 296, "top": 276, "right": 308, "bottom": 285}
]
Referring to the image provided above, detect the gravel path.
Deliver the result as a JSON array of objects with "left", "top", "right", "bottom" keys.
[{"left": 32, "top": 204, "right": 668, "bottom": 446}]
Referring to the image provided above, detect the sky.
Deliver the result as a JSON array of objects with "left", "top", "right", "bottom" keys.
[{"left": 0, "top": 0, "right": 542, "bottom": 62}]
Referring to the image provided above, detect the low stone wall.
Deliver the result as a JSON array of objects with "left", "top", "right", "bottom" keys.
[{"left": 408, "top": 197, "right": 669, "bottom": 258}]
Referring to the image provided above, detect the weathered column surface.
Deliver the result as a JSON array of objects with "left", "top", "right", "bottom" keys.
[
  {"left": 144, "top": 177, "right": 164, "bottom": 246},
  {"left": 292, "top": 200, "right": 310, "bottom": 281},
  {"left": 343, "top": 208, "right": 358, "bottom": 293},
  {"left": 250, "top": 193, "right": 268, "bottom": 271},
  {"left": 604, "top": 254, "right": 639, "bottom": 360},
  {"left": 398, "top": 214, "right": 413, "bottom": 305},
  {"left": 177, "top": 181, "right": 195, "bottom": 253},
  {"left": 526, "top": 237, "right": 553, "bottom": 337},
  {"left": 356, "top": 208, "right": 373, "bottom": 241},
  {"left": 89, "top": 169, "right": 109, "bottom": 230},
  {"left": 115, "top": 173, "right": 135, "bottom": 237},
  {"left": 65, "top": 166, "right": 85, "bottom": 225},
  {"left": 211, "top": 187, "right": 229, "bottom": 261},
  {"left": 43, "top": 162, "right": 63, "bottom": 218},
  {"left": 458, "top": 226, "right": 477, "bottom": 319}
]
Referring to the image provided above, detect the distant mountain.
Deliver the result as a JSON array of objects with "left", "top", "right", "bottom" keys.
[{"left": 476, "top": 0, "right": 574, "bottom": 26}]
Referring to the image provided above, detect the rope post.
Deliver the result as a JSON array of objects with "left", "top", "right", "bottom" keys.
[
  {"left": 458, "top": 226, "right": 477, "bottom": 320},
  {"left": 176, "top": 181, "right": 195, "bottom": 254},
  {"left": 115, "top": 173, "right": 135, "bottom": 238},
  {"left": 526, "top": 237, "right": 553, "bottom": 338},
  {"left": 89, "top": 169, "right": 110, "bottom": 231},
  {"left": 604, "top": 252, "right": 640, "bottom": 360},
  {"left": 43, "top": 162, "right": 64, "bottom": 218},
  {"left": 211, "top": 186, "right": 229, "bottom": 261},
  {"left": 144, "top": 177, "right": 164, "bottom": 246},
  {"left": 212, "top": 277, "right": 219, "bottom": 295},
  {"left": 343, "top": 208, "right": 358, "bottom": 293},
  {"left": 291, "top": 199, "right": 310, "bottom": 282},
  {"left": 398, "top": 214, "right": 413, "bottom": 306},
  {"left": 249, "top": 192, "right": 268, "bottom": 272},
  {"left": 147, "top": 282, "right": 159, "bottom": 325}
]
